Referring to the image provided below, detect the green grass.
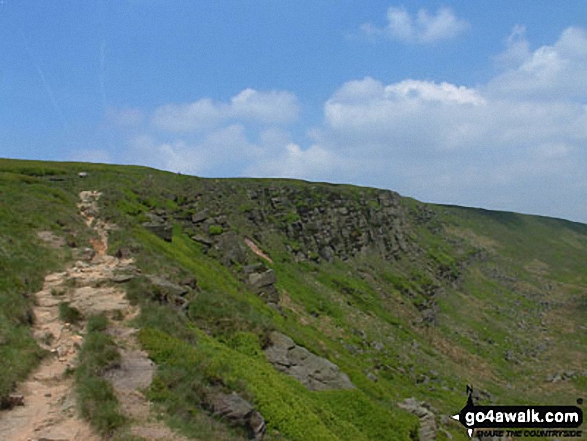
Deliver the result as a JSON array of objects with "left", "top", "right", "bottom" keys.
[
  {"left": 75, "top": 314, "right": 126, "bottom": 436},
  {"left": 1, "top": 158, "right": 586, "bottom": 440},
  {"left": 0, "top": 159, "right": 95, "bottom": 400},
  {"left": 140, "top": 327, "right": 417, "bottom": 441},
  {"left": 58, "top": 302, "right": 83, "bottom": 325}
]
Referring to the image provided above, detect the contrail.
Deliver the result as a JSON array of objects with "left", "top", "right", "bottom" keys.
[
  {"left": 100, "top": 39, "right": 107, "bottom": 111},
  {"left": 20, "top": 30, "right": 68, "bottom": 130}
]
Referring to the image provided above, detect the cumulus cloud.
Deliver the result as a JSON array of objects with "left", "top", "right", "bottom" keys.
[
  {"left": 361, "top": 6, "right": 469, "bottom": 44},
  {"left": 152, "top": 88, "right": 299, "bottom": 132},
  {"left": 248, "top": 28, "right": 587, "bottom": 220},
  {"left": 247, "top": 143, "right": 340, "bottom": 181},
  {"left": 126, "top": 124, "right": 259, "bottom": 175},
  {"left": 488, "top": 26, "right": 587, "bottom": 99},
  {"left": 110, "top": 26, "right": 587, "bottom": 221}
]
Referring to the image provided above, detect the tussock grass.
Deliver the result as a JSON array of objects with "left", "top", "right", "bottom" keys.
[
  {"left": 58, "top": 302, "right": 83, "bottom": 325},
  {"left": 75, "top": 314, "right": 126, "bottom": 436}
]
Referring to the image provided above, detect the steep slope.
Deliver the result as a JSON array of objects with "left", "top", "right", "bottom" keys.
[{"left": 0, "top": 158, "right": 585, "bottom": 440}]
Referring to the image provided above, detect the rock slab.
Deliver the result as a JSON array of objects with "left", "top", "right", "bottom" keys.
[
  {"left": 211, "top": 392, "right": 266, "bottom": 440},
  {"left": 264, "top": 332, "right": 354, "bottom": 391}
]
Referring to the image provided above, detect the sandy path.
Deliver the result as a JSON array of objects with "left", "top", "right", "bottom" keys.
[{"left": 0, "top": 191, "right": 189, "bottom": 441}]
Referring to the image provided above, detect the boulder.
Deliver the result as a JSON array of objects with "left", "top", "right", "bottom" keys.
[
  {"left": 264, "top": 332, "right": 354, "bottom": 391},
  {"left": 216, "top": 232, "right": 248, "bottom": 265},
  {"left": 243, "top": 263, "right": 264, "bottom": 274},
  {"left": 115, "top": 247, "right": 133, "bottom": 259},
  {"left": 192, "top": 235, "right": 213, "bottom": 247},
  {"left": 248, "top": 270, "right": 276, "bottom": 291},
  {"left": 191, "top": 209, "right": 209, "bottom": 223},
  {"left": 112, "top": 274, "right": 135, "bottom": 283},
  {"left": 398, "top": 398, "right": 437, "bottom": 441},
  {"left": 147, "top": 275, "right": 189, "bottom": 297},
  {"left": 211, "top": 392, "right": 266, "bottom": 440},
  {"left": 142, "top": 222, "right": 172, "bottom": 242}
]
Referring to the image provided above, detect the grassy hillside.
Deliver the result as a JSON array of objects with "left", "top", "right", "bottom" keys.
[{"left": 0, "top": 158, "right": 585, "bottom": 440}]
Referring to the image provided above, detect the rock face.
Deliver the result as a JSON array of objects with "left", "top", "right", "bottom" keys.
[
  {"left": 242, "top": 186, "right": 408, "bottom": 262},
  {"left": 211, "top": 392, "right": 266, "bottom": 440},
  {"left": 142, "top": 211, "right": 173, "bottom": 242},
  {"left": 264, "top": 332, "right": 354, "bottom": 391},
  {"left": 398, "top": 398, "right": 437, "bottom": 441}
]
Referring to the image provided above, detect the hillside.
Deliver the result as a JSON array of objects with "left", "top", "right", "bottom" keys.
[{"left": 0, "top": 158, "right": 585, "bottom": 441}]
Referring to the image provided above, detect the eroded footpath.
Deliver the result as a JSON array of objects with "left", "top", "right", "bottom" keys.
[{"left": 0, "top": 191, "right": 187, "bottom": 441}]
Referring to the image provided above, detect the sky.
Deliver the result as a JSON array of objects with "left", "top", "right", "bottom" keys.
[{"left": 1, "top": 1, "right": 587, "bottom": 223}]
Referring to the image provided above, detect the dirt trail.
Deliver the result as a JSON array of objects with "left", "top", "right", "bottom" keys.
[{"left": 0, "top": 191, "right": 188, "bottom": 441}]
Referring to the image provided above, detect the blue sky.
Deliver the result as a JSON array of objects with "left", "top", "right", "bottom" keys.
[{"left": 2, "top": 1, "right": 587, "bottom": 222}]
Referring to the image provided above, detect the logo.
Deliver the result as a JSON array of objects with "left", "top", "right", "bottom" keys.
[{"left": 451, "top": 386, "right": 583, "bottom": 439}]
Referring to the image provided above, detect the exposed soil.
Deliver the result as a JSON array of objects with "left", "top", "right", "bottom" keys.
[{"left": 0, "top": 191, "right": 188, "bottom": 441}]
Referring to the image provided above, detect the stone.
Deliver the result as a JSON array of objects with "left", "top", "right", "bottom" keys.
[
  {"left": 115, "top": 247, "right": 133, "bottom": 259},
  {"left": 243, "top": 263, "right": 264, "bottom": 274},
  {"left": 216, "top": 232, "right": 248, "bottom": 265},
  {"left": 147, "top": 276, "right": 189, "bottom": 297},
  {"left": 371, "top": 341, "right": 385, "bottom": 351},
  {"left": 142, "top": 222, "right": 172, "bottom": 242},
  {"left": 248, "top": 270, "right": 276, "bottom": 291},
  {"left": 367, "top": 372, "right": 378, "bottom": 382},
  {"left": 192, "top": 235, "right": 213, "bottom": 247},
  {"left": 112, "top": 274, "right": 135, "bottom": 283},
  {"left": 398, "top": 398, "right": 437, "bottom": 441},
  {"left": 319, "top": 245, "right": 334, "bottom": 262},
  {"left": 191, "top": 209, "right": 209, "bottom": 223},
  {"left": 211, "top": 392, "right": 266, "bottom": 440},
  {"left": 145, "top": 212, "right": 165, "bottom": 223},
  {"left": 265, "top": 331, "right": 354, "bottom": 391}
]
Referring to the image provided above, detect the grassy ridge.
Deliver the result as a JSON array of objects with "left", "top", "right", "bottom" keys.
[{"left": 0, "top": 158, "right": 585, "bottom": 440}]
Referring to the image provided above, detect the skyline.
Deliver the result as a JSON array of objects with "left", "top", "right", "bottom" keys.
[{"left": 1, "top": 1, "right": 587, "bottom": 222}]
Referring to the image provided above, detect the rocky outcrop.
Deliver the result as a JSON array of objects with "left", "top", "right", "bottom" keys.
[
  {"left": 211, "top": 392, "right": 266, "bottom": 440},
  {"left": 242, "top": 186, "right": 408, "bottom": 262},
  {"left": 142, "top": 212, "right": 172, "bottom": 242},
  {"left": 146, "top": 275, "right": 191, "bottom": 310},
  {"left": 264, "top": 332, "right": 354, "bottom": 391},
  {"left": 398, "top": 398, "right": 437, "bottom": 441}
]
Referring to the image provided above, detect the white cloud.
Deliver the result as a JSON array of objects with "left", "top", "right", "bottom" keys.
[
  {"left": 250, "top": 26, "right": 587, "bottom": 220},
  {"left": 361, "top": 6, "right": 469, "bottom": 44},
  {"left": 152, "top": 88, "right": 299, "bottom": 132},
  {"left": 127, "top": 125, "right": 259, "bottom": 176},
  {"left": 110, "top": 26, "right": 587, "bottom": 222},
  {"left": 247, "top": 143, "right": 339, "bottom": 180},
  {"left": 385, "top": 80, "right": 486, "bottom": 105},
  {"left": 488, "top": 26, "right": 587, "bottom": 99},
  {"left": 323, "top": 77, "right": 487, "bottom": 151},
  {"left": 494, "top": 25, "right": 531, "bottom": 68}
]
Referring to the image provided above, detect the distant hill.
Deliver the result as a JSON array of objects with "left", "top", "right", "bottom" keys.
[{"left": 0, "top": 158, "right": 585, "bottom": 440}]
